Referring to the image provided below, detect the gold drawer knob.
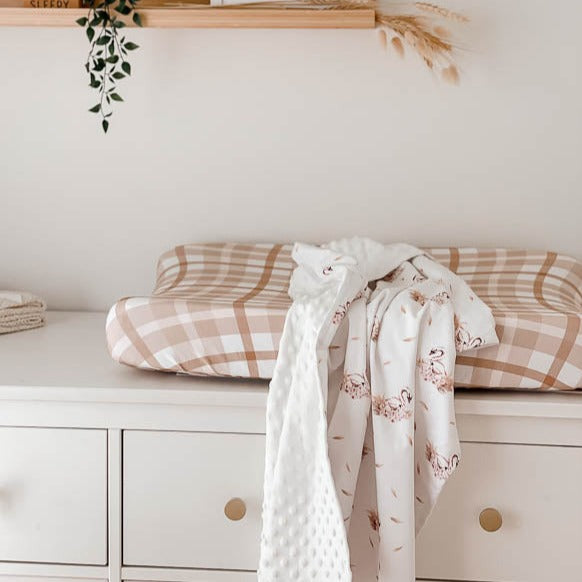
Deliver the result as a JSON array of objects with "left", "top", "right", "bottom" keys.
[
  {"left": 224, "top": 498, "right": 247, "bottom": 521},
  {"left": 479, "top": 507, "right": 502, "bottom": 532}
]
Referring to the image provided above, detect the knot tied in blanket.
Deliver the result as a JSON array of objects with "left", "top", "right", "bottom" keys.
[{"left": 259, "top": 238, "right": 498, "bottom": 582}]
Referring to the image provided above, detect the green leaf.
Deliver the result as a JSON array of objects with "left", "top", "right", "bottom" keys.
[
  {"left": 115, "top": 3, "right": 131, "bottom": 14},
  {"left": 112, "top": 72, "right": 126, "bottom": 80},
  {"left": 76, "top": 16, "right": 88, "bottom": 26},
  {"left": 89, "top": 104, "right": 101, "bottom": 113},
  {"left": 86, "top": 26, "right": 95, "bottom": 41},
  {"left": 121, "top": 61, "right": 131, "bottom": 75},
  {"left": 132, "top": 12, "right": 142, "bottom": 27},
  {"left": 124, "top": 41, "right": 139, "bottom": 50},
  {"left": 106, "top": 55, "right": 119, "bottom": 64},
  {"left": 110, "top": 92, "right": 124, "bottom": 102},
  {"left": 108, "top": 43, "right": 115, "bottom": 55},
  {"left": 113, "top": 20, "right": 126, "bottom": 28},
  {"left": 89, "top": 73, "right": 101, "bottom": 88},
  {"left": 96, "top": 36, "right": 109, "bottom": 46},
  {"left": 89, "top": 72, "right": 101, "bottom": 87},
  {"left": 102, "top": 119, "right": 109, "bottom": 133}
]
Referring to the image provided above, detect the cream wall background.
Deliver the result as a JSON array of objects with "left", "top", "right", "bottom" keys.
[{"left": 0, "top": 0, "right": 580, "bottom": 311}]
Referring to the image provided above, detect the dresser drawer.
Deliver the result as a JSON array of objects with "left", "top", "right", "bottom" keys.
[
  {"left": 416, "top": 442, "right": 582, "bottom": 582},
  {"left": 123, "top": 430, "right": 264, "bottom": 570},
  {"left": 0, "top": 427, "right": 107, "bottom": 565}
]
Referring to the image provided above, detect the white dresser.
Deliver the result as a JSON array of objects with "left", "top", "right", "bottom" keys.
[{"left": 1, "top": 311, "right": 581, "bottom": 582}]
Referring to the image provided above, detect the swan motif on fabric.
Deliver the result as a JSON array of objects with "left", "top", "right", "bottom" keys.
[
  {"left": 417, "top": 347, "right": 455, "bottom": 393},
  {"left": 426, "top": 440, "right": 460, "bottom": 479},
  {"left": 340, "top": 372, "right": 371, "bottom": 399},
  {"left": 455, "top": 314, "right": 485, "bottom": 351},
  {"left": 372, "top": 389, "right": 413, "bottom": 422}
]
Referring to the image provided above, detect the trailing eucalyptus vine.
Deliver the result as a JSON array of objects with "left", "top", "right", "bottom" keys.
[{"left": 77, "top": 0, "right": 142, "bottom": 133}]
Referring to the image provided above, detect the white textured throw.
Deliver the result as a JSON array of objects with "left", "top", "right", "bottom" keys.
[
  {"left": 259, "top": 238, "right": 498, "bottom": 582},
  {"left": 0, "top": 290, "right": 46, "bottom": 334}
]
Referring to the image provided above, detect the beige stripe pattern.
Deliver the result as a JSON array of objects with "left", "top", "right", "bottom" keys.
[{"left": 106, "top": 244, "right": 582, "bottom": 390}]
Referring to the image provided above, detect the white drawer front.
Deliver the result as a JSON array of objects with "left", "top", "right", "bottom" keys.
[
  {"left": 416, "top": 442, "right": 582, "bottom": 582},
  {"left": 0, "top": 427, "right": 107, "bottom": 565},
  {"left": 123, "top": 430, "right": 265, "bottom": 570}
]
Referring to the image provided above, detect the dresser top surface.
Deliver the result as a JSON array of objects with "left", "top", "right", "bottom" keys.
[
  {"left": 1, "top": 311, "right": 581, "bottom": 417},
  {"left": 0, "top": 311, "right": 269, "bottom": 406}
]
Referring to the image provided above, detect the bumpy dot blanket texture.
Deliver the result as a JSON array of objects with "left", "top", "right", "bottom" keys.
[{"left": 259, "top": 238, "right": 498, "bottom": 582}]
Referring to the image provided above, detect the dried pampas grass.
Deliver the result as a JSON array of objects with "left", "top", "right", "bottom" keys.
[
  {"left": 391, "top": 35, "right": 404, "bottom": 57},
  {"left": 414, "top": 2, "right": 468, "bottom": 23},
  {"left": 378, "top": 28, "right": 388, "bottom": 50},
  {"left": 376, "top": 2, "right": 468, "bottom": 83},
  {"left": 433, "top": 24, "right": 451, "bottom": 39},
  {"left": 216, "top": 0, "right": 467, "bottom": 83},
  {"left": 376, "top": 14, "right": 453, "bottom": 61},
  {"left": 441, "top": 64, "right": 460, "bottom": 84}
]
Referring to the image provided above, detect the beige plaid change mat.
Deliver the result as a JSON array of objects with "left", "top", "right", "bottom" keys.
[{"left": 106, "top": 243, "right": 582, "bottom": 390}]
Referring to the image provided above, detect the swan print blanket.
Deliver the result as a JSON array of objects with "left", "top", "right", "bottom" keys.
[{"left": 259, "top": 238, "right": 498, "bottom": 582}]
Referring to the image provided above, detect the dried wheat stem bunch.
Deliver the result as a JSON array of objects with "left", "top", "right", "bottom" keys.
[
  {"left": 414, "top": 2, "right": 468, "bottom": 23},
  {"left": 376, "top": 8, "right": 465, "bottom": 84},
  {"left": 218, "top": 0, "right": 466, "bottom": 84}
]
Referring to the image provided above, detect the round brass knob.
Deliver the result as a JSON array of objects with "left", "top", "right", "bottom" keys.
[
  {"left": 224, "top": 498, "right": 247, "bottom": 521},
  {"left": 479, "top": 507, "right": 502, "bottom": 532}
]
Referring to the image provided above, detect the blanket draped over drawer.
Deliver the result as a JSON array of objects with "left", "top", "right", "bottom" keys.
[{"left": 259, "top": 238, "right": 498, "bottom": 582}]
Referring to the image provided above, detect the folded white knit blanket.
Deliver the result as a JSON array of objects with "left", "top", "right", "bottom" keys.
[
  {"left": 259, "top": 238, "right": 498, "bottom": 582},
  {"left": 0, "top": 290, "right": 47, "bottom": 334}
]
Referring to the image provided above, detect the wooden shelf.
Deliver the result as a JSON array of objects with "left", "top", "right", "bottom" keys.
[{"left": 0, "top": 5, "right": 376, "bottom": 28}]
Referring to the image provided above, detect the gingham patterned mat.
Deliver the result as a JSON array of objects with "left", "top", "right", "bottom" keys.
[{"left": 106, "top": 243, "right": 582, "bottom": 390}]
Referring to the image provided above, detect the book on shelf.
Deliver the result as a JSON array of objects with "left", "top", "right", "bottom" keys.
[{"left": 24, "top": 0, "right": 82, "bottom": 7}]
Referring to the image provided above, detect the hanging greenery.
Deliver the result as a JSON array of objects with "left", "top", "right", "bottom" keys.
[
  {"left": 76, "top": 0, "right": 142, "bottom": 133},
  {"left": 76, "top": 0, "right": 465, "bottom": 134}
]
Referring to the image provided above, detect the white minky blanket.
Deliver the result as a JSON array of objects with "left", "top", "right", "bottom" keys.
[{"left": 259, "top": 238, "right": 498, "bottom": 582}]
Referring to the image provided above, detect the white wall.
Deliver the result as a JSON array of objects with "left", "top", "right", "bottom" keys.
[{"left": 0, "top": 0, "right": 580, "bottom": 311}]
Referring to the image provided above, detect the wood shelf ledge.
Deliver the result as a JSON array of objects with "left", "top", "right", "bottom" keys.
[{"left": 0, "top": 6, "right": 376, "bottom": 28}]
